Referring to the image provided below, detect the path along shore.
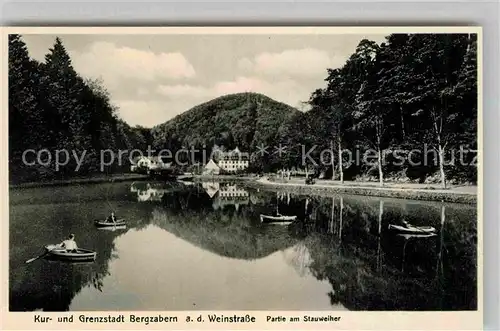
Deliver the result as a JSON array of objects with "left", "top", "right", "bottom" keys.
[{"left": 249, "top": 177, "right": 477, "bottom": 204}]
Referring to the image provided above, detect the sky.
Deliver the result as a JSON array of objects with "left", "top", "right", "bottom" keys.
[{"left": 21, "top": 33, "right": 388, "bottom": 128}]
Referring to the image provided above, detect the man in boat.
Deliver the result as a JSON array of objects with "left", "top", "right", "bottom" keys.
[
  {"left": 401, "top": 219, "right": 413, "bottom": 228},
  {"left": 106, "top": 212, "right": 117, "bottom": 224},
  {"left": 59, "top": 234, "right": 78, "bottom": 252}
]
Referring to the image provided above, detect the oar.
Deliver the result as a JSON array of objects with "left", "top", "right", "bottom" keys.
[{"left": 25, "top": 247, "right": 54, "bottom": 264}]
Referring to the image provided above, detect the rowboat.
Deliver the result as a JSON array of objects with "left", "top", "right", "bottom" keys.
[
  {"left": 44, "top": 245, "right": 97, "bottom": 262},
  {"left": 388, "top": 224, "right": 436, "bottom": 234},
  {"left": 94, "top": 219, "right": 126, "bottom": 228},
  {"left": 260, "top": 191, "right": 298, "bottom": 225},
  {"left": 397, "top": 233, "right": 437, "bottom": 240},
  {"left": 96, "top": 225, "right": 127, "bottom": 231},
  {"left": 262, "top": 221, "right": 294, "bottom": 226},
  {"left": 260, "top": 214, "right": 297, "bottom": 224}
]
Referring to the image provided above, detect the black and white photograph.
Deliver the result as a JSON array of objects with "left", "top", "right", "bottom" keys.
[{"left": 4, "top": 26, "right": 481, "bottom": 328}]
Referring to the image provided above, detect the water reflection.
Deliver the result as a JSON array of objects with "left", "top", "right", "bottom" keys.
[
  {"left": 130, "top": 182, "right": 187, "bottom": 202},
  {"left": 9, "top": 181, "right": 477, "bottom": 311},
  {"left": 9, "top": 193, "right": 153, "bottom": 311},
  {"left": 211, "top": 182, "right": 250, "bottom": 211},
  {"left": 9, "top": 208, "right": 125, "bottom": 311},
  {"left": 282, "top": 242, "right": 313, "bottom": 277}
]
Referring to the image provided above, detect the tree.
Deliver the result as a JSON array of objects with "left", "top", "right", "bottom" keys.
[
  {"left": 8, "top": 35, "right": 151, "bottom": 183},
  {"left": 323, "top": 68, "right": 356, "bottom": 184},
  {"left": 8, "top": 35, "right": 46, "bottom": 180},
  {"left": 305, "top": 33, "right": 477, "bottom": 187},
  {"left": 347, "top": 40, "right": 389, "bottom": 186},
  {"left": 403, "top": 34, "right": 471, "bottom": 188}
]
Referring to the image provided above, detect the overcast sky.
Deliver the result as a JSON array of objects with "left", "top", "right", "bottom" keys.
[{"left": 21, "top": 33, "right": 387, "bottom": 128}]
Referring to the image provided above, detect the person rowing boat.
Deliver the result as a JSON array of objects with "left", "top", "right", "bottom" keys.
[
  {"left": 25, "top": 234, "right": 79, "bottom": 264},
  {"left": 401, "top": 219, "right": 411, "bottom": 228},
  {"left": 59, "top": 234, "right": 78, "bottom": 253},
  {"left": 105, "top": 212, "right": 117, "bottom": 224}
]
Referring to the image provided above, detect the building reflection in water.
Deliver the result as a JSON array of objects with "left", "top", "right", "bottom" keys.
[
  {"left": 130, "top": 181, "right": 252, "bottom": 212},
  {"left": 209, "top": 182, "right": 250, "bottom": 211},
  {"left": 130, "top": 182, "right": 189, "bottom": 202}
]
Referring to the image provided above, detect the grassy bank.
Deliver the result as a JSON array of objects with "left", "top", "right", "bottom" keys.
[
  {"left": 248, "top": 178, "right": 477, "bottom": 205},
  {"left": 9, "top": 173, "right": 149, "bottom": 189}
]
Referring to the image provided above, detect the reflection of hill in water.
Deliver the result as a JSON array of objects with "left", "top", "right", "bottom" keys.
[
  {"left": 145, "top": 182, "right": 298, "bottom": 260},
  {"left": 151, "top": 208, "right": 299, "bottom": 260}
]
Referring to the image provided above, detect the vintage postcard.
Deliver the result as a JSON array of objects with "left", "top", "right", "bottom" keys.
[{"left": 1, "top": 26, "right": 482, "bottom": 330}]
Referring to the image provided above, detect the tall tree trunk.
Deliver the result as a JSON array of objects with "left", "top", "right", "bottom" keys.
[
  {"left": 377, "top": 146, "right": 384, "bottom": 187},
  {"left": 437, "top": 143, "right": 447, "bottom": 189},
  {"left": 338, "top": 135, "right": 344, "bottom": 184},
  {"left": 432, "top": 108, "right": 447, "bottom": 189}
]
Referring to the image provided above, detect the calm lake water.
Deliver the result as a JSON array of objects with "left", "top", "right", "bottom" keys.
[{"left": 9, "top": 180, "right": 477, "bottom": 311}]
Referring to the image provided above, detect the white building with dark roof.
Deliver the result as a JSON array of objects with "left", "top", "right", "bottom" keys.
[
  {"left": 217, "top": 147, "right": 249, "bottom": 172},
  {"left": 130, "top": 156, "right": 170, "bottom": 172}
]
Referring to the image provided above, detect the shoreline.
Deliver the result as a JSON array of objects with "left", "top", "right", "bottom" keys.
[
  {"left": 9, "top": 174, "right": 149, "bottom": 189},
  {"left": 189, "top": 174, "right": 255, "bottom": 182},
  {"left": 9, "top": 173, "right": 478, "bottom": 205},
  {"left": 248, "top": 178, "right": 477, "bottom": 205}
]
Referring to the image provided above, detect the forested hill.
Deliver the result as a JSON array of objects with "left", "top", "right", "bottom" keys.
[
  {"left": 8, "top": 35, "right": 153, "bottom": 184},
  {"left": 151, "top": 92, "right": 301, "bottom": 169}
]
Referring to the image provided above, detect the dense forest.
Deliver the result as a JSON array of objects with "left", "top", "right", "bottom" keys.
[
  {"left": 303, "top": 34, "right": 478, "bottom": 187},
  {"left": 153, "top": 33, "right": 478, "bottom": 187},
  {"left": 9, "top": 33, "right": 477, "bottom": 187},
  {"left": 8, "top": 35, "right": 153, "bottom": 183}
]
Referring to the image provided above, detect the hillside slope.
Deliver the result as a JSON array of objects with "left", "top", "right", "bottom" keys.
[{"left": 151, "top": 93, "right": 300, "bottom": 155}]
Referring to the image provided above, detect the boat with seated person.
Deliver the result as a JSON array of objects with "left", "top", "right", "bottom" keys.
[{"left": 43, "top": 244, "right": 97, "bottom": 262}]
